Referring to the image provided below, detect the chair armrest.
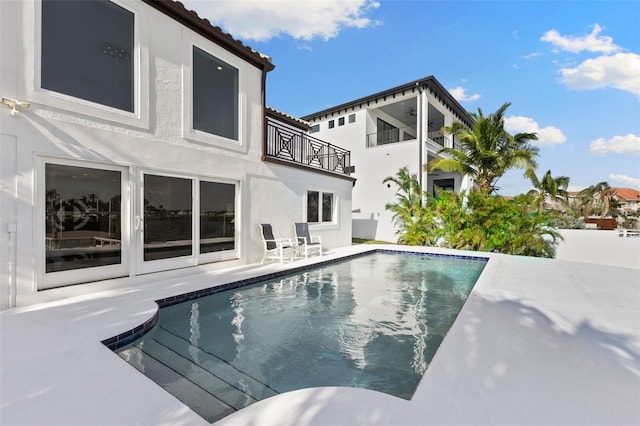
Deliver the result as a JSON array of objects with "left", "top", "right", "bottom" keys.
[
  {"left": 310, "top": 235, "right": 322, "bottom": 244},
  {"left": 275, "top": 238, "right": 293, "bottom": 247}
]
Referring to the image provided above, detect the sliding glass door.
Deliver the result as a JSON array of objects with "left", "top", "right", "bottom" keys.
[
  {"left": 199, "top": 181, "right": 236, "bottom": 261},
  {"left": 40, "top": 160, "right": 129, "bottom": 289},
  {"left": 139, "top": 173, "right": 237, "bottom": 273}
]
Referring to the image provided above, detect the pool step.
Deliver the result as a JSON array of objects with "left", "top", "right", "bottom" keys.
[
  {"left": 152, "top": 327, "right": 278, "bottom": 402},
  {"left": 117, "top": 327, "right": 278, "bottom": 423},
  {"left": 117, "top": 345, "right": 234, "bottom": 423}
]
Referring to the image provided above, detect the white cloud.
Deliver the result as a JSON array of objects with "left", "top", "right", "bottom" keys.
[
  {"left": 522, "top": 52, "right": 541, "bottom": 60},
  {"left": 541, "top": 24, "right": 620, "bottom": 54},
  {"left": 449, "top": 86, "right": 481, "bottom": 102},
  {"left": 180, "top": 0, "right": 380, "bottom": 42},
  {"left": 589, "top": 133, "right": 640, "bottom": 155},
  {"left": 609, "top": 174, "right": 640, "bottom": 189},
  {"left": 504, "top": 116, "right": 567, "bottom": 145},
  {"left": 560, "top": 52, "right": 640, "bottom": 96}
]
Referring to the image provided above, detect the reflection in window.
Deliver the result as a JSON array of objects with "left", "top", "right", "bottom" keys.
[
  {"left": 200, "top": 181, "right": 235, "bottom": 254},
  {"left": 322, "top": 193, "right": 333, "bottom": 222},
  {"left": 193, "top": 46, "right": 238, "bottom": 140},
  {"left": 307, "top": 191, "right": 319, "bottom": 223},
  {"left": 307, "top": 190, "right": 334, "bottom": 223},
  {"left": 144, "top": 175, "right": 192, "bottom": 261},
  {"left": 41, "top": 0, "right": 134, "bottom": 112},
  {"left": 45, "top": 164, "right": 122, "bottom": 273}
]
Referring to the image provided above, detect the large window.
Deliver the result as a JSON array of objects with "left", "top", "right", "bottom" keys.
[
  {"left": 200, "top": 181, "right": 235, "bottom": 254},
  {"left": 41, "top": 0, "right": 134, "bottom": 112},
  {"left": 307, "top": 191, "right": 334, "bottom": 223},
  {"left": 45, "top": 164, "right": 123, "bottom": 273},
  {"left": 193, "top": 46, "right": 239, "bottom": 140},
  {"left": 143, "top": 175, "right": 193, "bottom": 261}
]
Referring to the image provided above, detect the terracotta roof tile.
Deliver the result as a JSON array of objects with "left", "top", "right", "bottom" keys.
[{"left": 613, "top": 187, "right": 640, "bottom": 201}]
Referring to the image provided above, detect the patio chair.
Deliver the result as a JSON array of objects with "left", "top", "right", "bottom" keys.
[
  {"left": 294, "top": 222, "right": 323, "bottom": 258},
  {"left": 259, "top": 224, "right": 294, "bottom": 264}
]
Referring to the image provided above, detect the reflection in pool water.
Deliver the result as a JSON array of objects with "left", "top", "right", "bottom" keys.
[{"left": 116, "top": 251, "right": 486, "bottom": 422}]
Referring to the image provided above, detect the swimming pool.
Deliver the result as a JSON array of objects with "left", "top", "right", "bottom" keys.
[{"left": 112, "top": 250, "right": 486, "bottom": 423}]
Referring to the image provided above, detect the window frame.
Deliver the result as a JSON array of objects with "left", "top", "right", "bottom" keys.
[
  {"left": 36, "top": 157, "right": 131, "bottom": 290},
  {"left": 306, "top": 190, "right": 336, "bottom": 224},
  {"left": 31, "top": 0, "right": 149, "bottom": 128},
  {"left": 197, "top": 178, "right": 239, "bottom": 263},
  {"left": 182, "top": 37, "right": 245, "bottom": 151},
  {"left": 191, "top": 46, "right": 239, "bottom": 141}
]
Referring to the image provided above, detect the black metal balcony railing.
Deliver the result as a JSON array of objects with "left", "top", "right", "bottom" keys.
[{"left": 265, "top": 117, "right": 352, "bottom": 175}]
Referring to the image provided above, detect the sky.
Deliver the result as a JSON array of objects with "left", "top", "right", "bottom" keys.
[{"left": 181, "top": 0, "right": 640, "bottom": 195}]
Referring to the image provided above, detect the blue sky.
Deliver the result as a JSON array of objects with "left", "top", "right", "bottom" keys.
[{"left": 182, "top": 0, "right": 640, "bottom": 195}]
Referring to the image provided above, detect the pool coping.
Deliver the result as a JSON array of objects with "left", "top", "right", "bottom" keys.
[
  {"left": 1, "top": 244, "right": 639, "bottom": 426},
  {"left": 102, "top": 248, "right": 489, "bottom": 351}
]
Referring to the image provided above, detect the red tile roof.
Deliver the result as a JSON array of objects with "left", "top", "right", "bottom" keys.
[{"left": 613, "top": 187, "right": 640, "bottom": 201}]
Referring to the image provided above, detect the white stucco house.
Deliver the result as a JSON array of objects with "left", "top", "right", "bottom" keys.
[
  {"left": 0, "top": 0, "right": 354, "bottom": 310},
  {"left": 301, "top": 76, "right": 474, "bottom": 243}
]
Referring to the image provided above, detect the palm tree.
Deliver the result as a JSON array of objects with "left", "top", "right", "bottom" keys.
[
  {"left": 427, "top": 102, "right": 539, "bottom": 194},
  {"left": 525, "top": 169, "right": 570, "bottom": 213},
  {"left": 578, "top": 182, "right": 616, "bottom": 218},
  {"left": 382, "top": 167, "right": 437, "bottom": 245}
]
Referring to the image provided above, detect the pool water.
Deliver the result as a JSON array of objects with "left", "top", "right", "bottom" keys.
[{"left": 116, "top": 251, "right": 486, "bottom": 422}]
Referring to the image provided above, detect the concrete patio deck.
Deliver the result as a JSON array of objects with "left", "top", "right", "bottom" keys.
[{"left": 1, "top": 233, "right": 639, "bottom": 425}]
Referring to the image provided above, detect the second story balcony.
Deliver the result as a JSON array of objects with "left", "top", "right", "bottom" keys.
[{"left": 264, "top": 115, "right": 352, "bottom": 177}]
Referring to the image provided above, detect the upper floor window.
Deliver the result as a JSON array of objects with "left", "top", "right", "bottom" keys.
[
  {"left": 349, "top": 113, "right": 356, "bottom": 123},
  {"left": 338, "top": 117, "right": 345, "bottom": 126},
  {"left": 41, "top": 0, "right": 134, "bottom": 112},
  {"left": 328, "top": 120, "right": 335, "bottom": 129},
  {"left": 193, "top": 46, "right": 239, "bottom": 140},
  {"left": 310, "top": 124, "right": 320, "bottom": 134}
]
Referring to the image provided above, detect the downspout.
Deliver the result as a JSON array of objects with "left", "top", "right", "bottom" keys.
[{"left": 261, "top": 69, "right": 268, "bottom": 161}]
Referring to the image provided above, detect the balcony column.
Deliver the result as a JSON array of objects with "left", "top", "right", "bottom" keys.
[
  {"left": 418, "top": 86, "right": 429, "bottom": 198},
  {"left": 444, "top": 109, "right": 454, "bottom": 149}
]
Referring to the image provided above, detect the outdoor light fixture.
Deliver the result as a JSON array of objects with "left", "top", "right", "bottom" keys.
[{"left": 1, "top": 98, "right": 30, "bottom": 116}]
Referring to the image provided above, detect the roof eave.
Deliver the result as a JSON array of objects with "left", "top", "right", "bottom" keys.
[
  {"left": 300, "top": 75, "right": 473, "bottom": 127},
  {"left": 142, "top": 0, "right": 275, "bottom": 72}
]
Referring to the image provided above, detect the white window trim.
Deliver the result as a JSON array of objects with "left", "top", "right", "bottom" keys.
[
  {"left": 35, "top": 156, "right": 132, "bottom": 290},
  {"left": 136, "top": 170, "right": 198, "bottom": 275},
  {"left": 27, "top": 0, "right": 149, "bottom": 128},
  {"left": 182, "top": 34, "right": 246, "bottom": 152},
  {"left": 305, "top": 189, "right": 338, "bottom": 229},
  {"left": 197, "top": 177, "right": 240, "bottom": 264},
  {"left": 136, "top": 170, "right": 240, "bottom": 275}
]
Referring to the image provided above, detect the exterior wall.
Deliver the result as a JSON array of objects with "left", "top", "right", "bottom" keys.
[
  {"left": 309, "top": 89, "right": 469, "bottom": 243},
  {"left": 0, "top": 0, "right": 352, "bottom": 309}
]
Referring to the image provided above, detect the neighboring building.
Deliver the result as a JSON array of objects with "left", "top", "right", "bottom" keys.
[
  {"left": 0, "top": 0, "right": 353, "bottom": 310},
  {"left": 302, "top": 76, "right": 474, "bottom": 242},
  {"left": 613, "top": 188, "right": 640, "bottom": 213}
]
